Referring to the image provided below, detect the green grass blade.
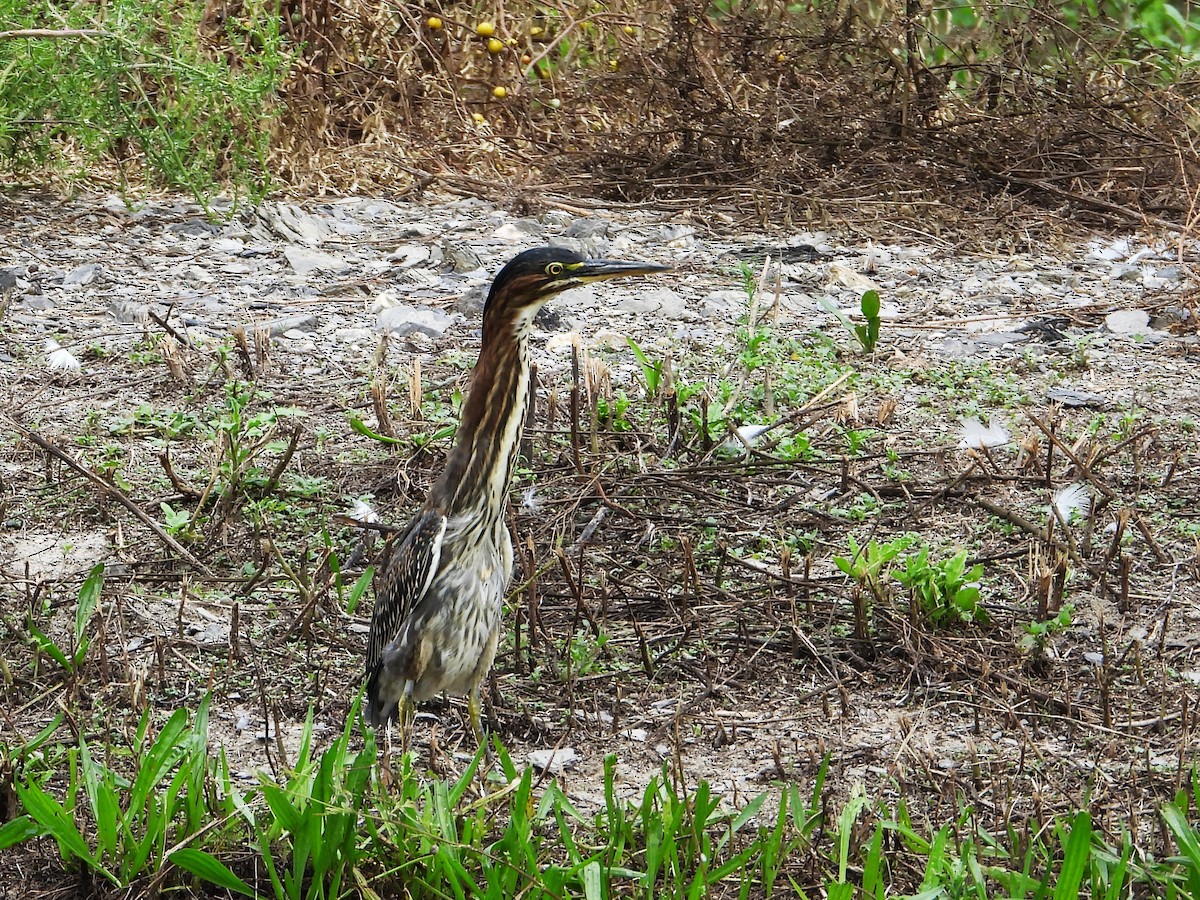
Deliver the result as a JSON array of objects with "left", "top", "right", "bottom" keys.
[
  {"left": 862, "top": 822, "right": 884, "bottom": 899},
  {"left": 170, "top": 848, "right": 257, "bottom": 897},
  {"left": 349, "top": 414, "right": 404, "bottom": 444},
  {"left": 15, "top": 780, "right": 114, "bottom": 882},
  {"left": 580, "top": 859, "right": 603, "bottom": 900},
  {"left": 346, "top": 566, "right": 374, "bottom": 616},
  {"left": 1053, "top": 811, "right": 1091, "bottom": 900},
  {"left": 0, "top": 815, "right": 37, "bottom": 850},
  {"left": 1161, "top": 803, "right": 1200, "bottom": 897},
  {"left": 261, "top": 782, "right": 304, "bottom": 834}
]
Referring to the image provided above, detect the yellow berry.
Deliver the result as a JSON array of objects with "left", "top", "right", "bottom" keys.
[
  {"left": 520, "top": 53, "right": 532, "bottom": 64},
  {"left": 492, "top": 85, "right": 507, "bottom": 98},
  {"left": 623, "top": 25, "right": 635, "bottom": 35},
  {"left": 530, "top": 26, "right": 543, "bottom": 37},
  {"left": 487, "top": 37, "right": 504, "bottom": 53},
  {"left": 426, "top": 16, "right": 442, "bottom": 29},
  {"left": 476, "top": 21, "right": 496, "bottom": 37},
  {"left": 609, "top": 58, "right": 618, "bottom": 69},
  {"left": 776, "top": 52, "right": 786, "bottom": 62},
  {"left": 472, "top": 112, "right": 486, "bottom": 123}
]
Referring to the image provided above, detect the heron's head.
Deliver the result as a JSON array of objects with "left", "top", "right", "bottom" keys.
[{"left": 484, "top": 246, "right": 670, "bottom": 325}]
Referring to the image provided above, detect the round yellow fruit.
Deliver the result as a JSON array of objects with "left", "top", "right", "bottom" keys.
[
  {"left": 487, "top": 37, "right": 504, "bottom": 53},
  {"left": 548, "top": 97, "right": 561, "bottom": 108},
  {"left": 623, "top": 25, "right": 635, "bottom": 35},
  {"left": 426, "top": 16, "right": 442, "bottom": 29},
  {"left": 476, "top": 22, "right": 496, "bottom": 37},
  {"left": 492, "top": 85, "right": 507, "bottom": 98},
  {"left": 530, "top": 26, "right": 543, "bottom": 37},
  {"left": 472, "top": 112, "right": 486, "bottom": 123},
  {"left": 520, "top": 53, "right": 532, "bottom": 65}
]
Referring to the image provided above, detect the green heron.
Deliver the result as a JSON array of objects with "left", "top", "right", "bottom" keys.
[{"left": 365, "top": 246, "right": 670, "bottom": 741}]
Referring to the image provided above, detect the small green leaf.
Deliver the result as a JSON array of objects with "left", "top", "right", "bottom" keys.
[
  {"left": 75, "top": 564, "right": 104, "bottom": 658},
  {"left": 346, "top": 566, "right": 374, "bottom": 616},
  {"left": 860, "top": 289, "right": 881, "bottom": 319},
  {"left": 28, "top": 622, "right": 70, "bottom": 670}
]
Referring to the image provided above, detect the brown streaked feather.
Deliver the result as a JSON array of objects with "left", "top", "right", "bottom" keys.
[{"left": 365, "top": 508, "right": 446, "bottom": 724}]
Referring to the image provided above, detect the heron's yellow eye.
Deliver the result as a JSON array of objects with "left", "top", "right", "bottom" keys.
[{"left": 546, "top": 262, "right": 564, "bottom": 276}]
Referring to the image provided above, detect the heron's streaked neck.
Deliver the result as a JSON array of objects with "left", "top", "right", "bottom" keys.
[{"left": 431, "top": 309, "right": 536, "bottom": 518}]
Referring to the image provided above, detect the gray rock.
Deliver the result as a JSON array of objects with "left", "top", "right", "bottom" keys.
[
  {"left": 1105, "top": 309, "right": 1153, "bottom": 336},
  {"left": 565, "top": 218, "right": 611, "bottom": 239},
  {"left": 528, "top": 747, "right": 578, "bottom": 775},
  {"left": 1047, "top": 387, "right": 1108, "bottom": 408},
  {"left": 169, "top": 218, "right": 220, "bottom": 237},
  {"left": 283, "top": 246, "right": 352, "bottom": 276},
  {"left": 443, "top": 244, "right": 483, "bottom": 273},
  {"left": 388, "top": 244, "right": 431, "bottom": 267},
  {"left": 377, "top": 304, "right": 454, "bottom": 338},
  {"left": 973, "top": 331, "right": 1029, "bottom": 348},
  {"left": 613, "top": 287, "right": 689, "bottom": 318},
  {"left": 493, "top": 219, "right": 545, "bottom": 241},
  {"left": 0, "top": 268, "right": 19, "bottom": 294},
  {"left": 63, "top": 263, "right": 101, "bottom": 287},
  {"left": 534, "top": 306, "right": 565, "bottom": 331},
  {"left": 265, "top": 314, "right": 319, "bottom": 336},
  {"left": 253, "top": 202, "right": 327, "bottom": 245},
  {"left": 701, "top": 289, "right": 747, "bottom": 319},
  {"left": 454, "top": 285, "right": 488, "bottom": 317},
  {"left": 108, "top": 300, "right": 152, "bottom": 324}
]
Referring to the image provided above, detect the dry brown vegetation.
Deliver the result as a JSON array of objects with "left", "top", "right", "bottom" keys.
[{"left": 249, "top": 0, "right": 1200, "bottom": 235}]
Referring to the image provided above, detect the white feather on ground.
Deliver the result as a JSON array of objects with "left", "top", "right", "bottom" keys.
[
  {"left": 719, "top": 423, "right": 772, "bottom": 456},
  {"left": 1052, "top": 482, "right": 1091, "bottom": 523},
  {"left": 346, "top": 499, "right": 380, "bottom": 524},
  {"left": 45, "top": 339, "right": 81, "bottom": 372},
  {"left": 958, "top": 418, "right": 1010, "bottom": 449}
]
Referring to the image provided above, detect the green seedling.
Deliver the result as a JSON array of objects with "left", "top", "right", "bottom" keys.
[
  {"left": 894, "top": 547, "right": 989, "bottom": 626},
  {"left": 1019, "top": 604, "right": 1074, "bottom": 653},
  {"left": 820, "top": 289, "right": 883, "bottom": 352},
  {"left": 626, "top": 336, "right": 665, "bottom": 398},
  {"left": 27, "top": 564, "right": 103, "bottom": 676},
  {"left": 856, "top": 290, "right": 882, "bottom": 351}
]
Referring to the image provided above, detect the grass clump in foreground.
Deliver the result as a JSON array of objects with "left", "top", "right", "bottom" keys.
[{"left": 4, "top": 689, "right": 1200, "bottom": 898}]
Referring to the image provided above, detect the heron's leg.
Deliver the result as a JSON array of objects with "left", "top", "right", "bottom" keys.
[
  {"left": 398, "top": 682, "right": 416, "bottom": 754},
  {"left": 468, "top": 682, "right": 485, "bottom": 746}
]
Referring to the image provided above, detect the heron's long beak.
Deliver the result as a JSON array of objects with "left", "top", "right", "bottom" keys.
[{"left": 574, "top": 258, "right": 672, "bottom": 282}]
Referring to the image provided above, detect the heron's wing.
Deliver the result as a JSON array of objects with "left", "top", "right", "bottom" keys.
[{"left": 367, "top": 508, "right": 447, "bottom": 670}]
